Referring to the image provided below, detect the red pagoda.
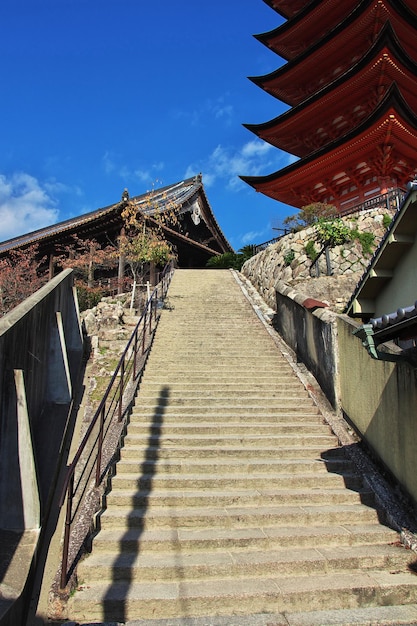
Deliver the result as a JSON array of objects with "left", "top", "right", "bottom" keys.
[{"left": 241, "top": 0, "right": 417, "bottom": 213}]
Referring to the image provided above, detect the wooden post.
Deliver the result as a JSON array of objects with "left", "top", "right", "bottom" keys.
[{"left": 118, "top": 227, "right": 126, "bottom": 294}]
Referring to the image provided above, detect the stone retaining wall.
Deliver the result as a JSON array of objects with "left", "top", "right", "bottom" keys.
[{"left": 242, "top": 207, "right": 394, "bottom": 312}]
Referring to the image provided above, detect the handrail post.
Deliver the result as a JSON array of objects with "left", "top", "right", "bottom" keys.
[
  {"left": 133, "top": 329, "right": 138, "bottom": 379},
  {"left": 149, "top": 299, "right": 153, "bottom": 335},
  {"left": 142, "top": 311, "right": 147, "bottom": 355},
  {"left": 60, "top": 472, "right": 74, "bottom": 589},
  {"left": 95, "top": 404, "right": 105, "bottom": 486},
  {"left": 118, "top": 358, "right": 125, "bottom": 422}
]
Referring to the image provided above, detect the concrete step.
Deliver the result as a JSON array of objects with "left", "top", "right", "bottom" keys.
[
  {"left": 78, "top": 544, "right": 410, "bottom": 583},
  {"left": 114, "top": 457, "right": 353, "bottom": 476},
  {"left": 105, "top": 486, "right": 374, "bottom": 508},
  {"left": 131, "top": 406, "right": 321, "bottom": 417},
  {"left": 91, "top": 523, "right": 400, "bottom": 554},
  {"left": 67, "top": 270, "right": 417, "bottom": 624},
  {"left": 135, "top": 390, "right": 310, "bottom": 401},
  {"left": 138, "top": 378, "right": 299, "bottom": 388},
  {"left": 122, "top": 433, "right": 338, "bottom": 448},
  {"left": 138, "top": 394, "right": 313, "bottom": 413},
  {"left": 110, "top": 471, "right": 364, "bottom": 491},
  {"left": 98, "top": 503, "right": 382, "bottom": 531},
  {"left": 119, "top": 445, "right": 340, "bottom": 461},
  {"left": 126, "top": 422, "right": 333, "bottom": 436},
  {"left": 68, "top": 570, "right": 417, "bottom": 621}
]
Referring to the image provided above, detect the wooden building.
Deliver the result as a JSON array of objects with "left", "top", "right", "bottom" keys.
[
  {"left": 241, "top": 0, "right": 417, "bottom": 213},
  {"left": 0, "top": 175, "right": 233, "bottom": 276}
]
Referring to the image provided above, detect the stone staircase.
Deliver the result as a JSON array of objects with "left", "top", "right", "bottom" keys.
[{"left": 67, "top": 269, "right": 417, "bottom": 625}]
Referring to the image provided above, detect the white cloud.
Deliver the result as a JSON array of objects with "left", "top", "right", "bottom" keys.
[
  {"left": 0, "top": 172, "right": 60, "bottom": 241},
  {"left": 185, "top": 139, "right": 283, "bottom": 191},
  {"left": 173, "top": 95, "right": 234, "bottom": 127},
  {"left": 240, "top": 228, "right": 268, "bottom": 245},
  {"left": 103, "top": 151, "right": 165, "bottom": 186}
]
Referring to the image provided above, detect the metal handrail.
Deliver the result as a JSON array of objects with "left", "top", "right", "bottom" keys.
[
  {"left": 253, "top": 188, "right": 405, "bottom": 255},
  {"left": 59, "top": 260, "right": 174, "bottom": 588}
]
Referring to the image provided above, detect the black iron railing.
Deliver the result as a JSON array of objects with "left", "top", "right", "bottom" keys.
[
  {"left": 253, "top": 188, "right": 406, "bottom": 255},
  {"left": 59, "top": 261, "right": 174, "bottom": 589}
]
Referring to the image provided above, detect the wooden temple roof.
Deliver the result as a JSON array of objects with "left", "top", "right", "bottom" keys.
[
  {"left": 261, "top": 0, "right": 312, "bottom": 21},
  {"left": 0, "top": 176, "right": 233, "bottom": 267},
  {"left": 255, "top": 0, "right": 357, "bottom": 61},
  {"left": 250, "top": 0, "right": 417, "bottom": 107},
  {"left": 244, "top": 26, "right": 417, "bottom": 158},
  {"left": 257, "top": 0, "right": 417, "bottom": 61},
  {"left": 240, "top": 86, "right": 417, "bottom": 211}
]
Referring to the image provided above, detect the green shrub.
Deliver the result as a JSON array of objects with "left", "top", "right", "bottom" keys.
[
  {"left": 283, "top": 249, "right": 295, "bottom": 266},
  {"left": 351, "top": 229, "right": 375, "bottom": 256},
  {"left": 316, "top": 218, "right": 351, "bottom": 247},
  {"left": 383, "top": 213, "right": 393, "bottom": 229},
  {"left": 206, "top": 246, "right": 255, "bottom": 271},
  {"left": 304, "top": 240, "right": 318, "bottom": 262}
]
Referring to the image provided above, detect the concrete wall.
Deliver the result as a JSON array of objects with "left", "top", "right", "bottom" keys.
[
  {"left": 338, "top": 314, "right": 417, "bottom": 505},
  {"left": 0, "top": 269, "right": 83, "bottom": 531},
  {"left": 272, "top": 281, "right": 339, "bottom": 408},
  {"left": 375, "top": 236, "right": 417, "bottom": 317}
]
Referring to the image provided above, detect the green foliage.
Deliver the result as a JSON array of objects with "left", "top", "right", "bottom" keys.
[
  {"left": 283, "top": 249, "right": 295, "bottom": 266},
  {"left": 351, "top": 229, "right": 375, "bottom": 256},
  {"left": 382, "top": 213, "right": 393, "bottom": 229},
  {"left": 76, "top": 283, "right": 106, "bottom": 312},
  {"left": 283, "top": 202, "right": 337, "bottom": 231},
  {"left": 206, "top": 246, "right": 255, "bottom": 271},
  {"left": 304, "top": 240, "right": 318, "bottom": 262},
  {"left": 315, "top": 218, "right": 352, "bottom": 247}
]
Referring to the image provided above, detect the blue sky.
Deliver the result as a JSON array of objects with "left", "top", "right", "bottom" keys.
[{"left": 0, "top": 0, "right": 294, "bottom": 251}]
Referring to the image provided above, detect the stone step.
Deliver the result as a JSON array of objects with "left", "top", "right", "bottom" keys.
[
  {"left": 131, "top": 406, "right": 321, "bottom": 418},
  {"left": 139, "top": 375, "right": 300, "bottom": 388},
  {"left": 129, "top": 410, "right": 322, "bottom": 422},
  {"left": 67, "top": 270, "right": 416, "bottom": 624},
  {"left": 99, "top": 503, "right": 381, "bottom": 531},
  {"left": 110, "top": 471, "right": 364, "bottom": 492},
  {"left": 135, "top": 395, "right": 317, "bottom": 404},
  {"left": 105, "top": 486, "right": 373, "bottom": 508},
  {"left": 91, "top": 524, "right": 400, "bottom": 554},
  {"left": 122, "top": 433, "right": 338, "bottom": 448},
  {"left": 67, "top": 570, "right": 417, "bottom": 622},
  {"left": 136, "top": 389, "right": 308, "bottom": 401},
  {"left": 119, "top": 445, "right": 338, "bottom": 461},
  {"left": 139, "top": 377, "right": 297, "bottom": 387},
  {"left": 126, "top": 422, "right": 332, "bottom": 436},
  {"left": 77, "top": 544, "right": 410, "bottom": 584},
  {"left": 115, "top": 457, "right": 352, "bottom": 476}
]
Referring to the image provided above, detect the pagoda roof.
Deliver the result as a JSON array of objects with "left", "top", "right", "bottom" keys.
[
  {"left": 0, "top": 176, "right": 233, "bottom": 267},
  {"left": 244, "top": 26, "right": 417, "bottom": 158},
  {"left": 261, "top": 0, "right": 312, "bottom": 20},
  {"left": 240, "top": 86, "right": 417, "bottom": 210},
  {"left": 256, "top": 0, "right": 417, "bottom": 62},
  {"left": 250, "top": 0, "right": 417, "bottom": 106},
  {"left": 255, "top": 0, "right": 357, "bottom": 61}
]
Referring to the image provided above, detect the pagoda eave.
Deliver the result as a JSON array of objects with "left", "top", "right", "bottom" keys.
[
  {"left": 245, "top": 30, "right": 417, "bottom": 157},
  {"left": 256, "top": 0, "right": 359, "bottom": 61},
  {"left": 261, "top": 0, "right": 312, "bottom": 20},
  {"left": 251, "top": 1, "right": 417, "bottom": 107},
  {"left": 241, "top": 92, "right": 417, "bottom": 210}
]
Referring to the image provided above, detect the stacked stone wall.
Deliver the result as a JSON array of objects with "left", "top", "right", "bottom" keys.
[{"left": 242, "top": 207, "right": 395, "bottom": 312}]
